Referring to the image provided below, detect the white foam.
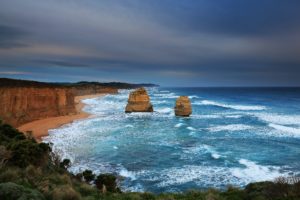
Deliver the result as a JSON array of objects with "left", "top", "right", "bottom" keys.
[
  {"left": 256, "top": 113, "right": 300, "bottom": 125},
  {"left": 269, "top": 123, "right": 300, "bottom": 135},
  {"left": 125, "top": 124, "right": 134, "bottom": 128},
  {"left": 189, "top": 95, "right": 199, "bottom": 99},
  {"left": 208, "top": 124, "right": 252, "bottom": 132},
  {"left": 226, "top": 115, "right": 243, "bottom": 119},
  {"left": 113, "top": 146, "right": 118, "bottom": 149},
  {"left": 187, "top": 126, "right": 196, "bottom": 131},
  {"left": 157, "top": 107, "right": 173, "bottom": 114},
  {"left": 152, "top": 100, "right": 167, "bottom": 104},
  {"left": 175, "top": 123, "right": 184, "bottom": 128},
  {"left": 119, "top": 168, "right": 137, "bottom": 181},
  {"left": 153, "top": 93, "right": 179, "bottom": 99},
  {"left": 196, "top": 100, "right": 266, "bottom": 111},
  {"left": 211, "top": 153, "right": 221, "bottom": 159},
  {"left": 231, "top": 159, "right": 283, "bottom": 182}
]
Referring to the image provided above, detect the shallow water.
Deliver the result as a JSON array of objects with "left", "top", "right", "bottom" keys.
[{"left": 44, "top": 87, "right": 300, "bottom": 193}]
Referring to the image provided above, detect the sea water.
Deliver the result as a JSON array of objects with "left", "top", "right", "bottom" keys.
[{"left": 43, "top": 87, "right": 300, "bottom": 193}]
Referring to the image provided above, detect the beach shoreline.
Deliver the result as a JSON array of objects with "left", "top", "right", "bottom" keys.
[{"left": 18, "top": 93, "right": 105, "bottom": 142}]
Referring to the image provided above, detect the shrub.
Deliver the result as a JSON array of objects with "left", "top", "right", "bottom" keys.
[
  {"left": 0, "top": 145, "right": 11, "bottom": 167},
  {"left": 60, "top": 159, "right": 71, "bottom": 169},
  {"left": 51, "top": 185, "right": 81, "bottom": 200},
  {"left": 0, "top": 122, "right": 25, "bottom": 146},
  {"left": 0, "top": 182, "right": 45, "bottom": 200},
  {"left": 94, "top": 174, "right": 119, "bottom": 193},
  {"left": 82, "top": 170, "right": 95, "bottom": 183},
  {"left": 0, "top": 167, "right": 21, "bottom": 183},
  {"left": 7, "top": 140, "right": 50, "bottom": 167}
]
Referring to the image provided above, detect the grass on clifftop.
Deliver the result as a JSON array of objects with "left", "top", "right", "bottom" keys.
[{"left": 0, "top": 120, "right": 299, "bottom": 200}]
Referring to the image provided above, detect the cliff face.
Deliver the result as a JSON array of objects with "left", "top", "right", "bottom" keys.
[
  {"left": 0, "top": 87, "right": 76, "bottom": 127},
  {"left": 71, "top": 85, "right": 118, "bottom": 96}
]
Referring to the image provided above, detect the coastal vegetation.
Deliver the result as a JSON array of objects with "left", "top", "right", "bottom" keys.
[{"left": 0, "top": 120, "right": 299, "bottom": 200}]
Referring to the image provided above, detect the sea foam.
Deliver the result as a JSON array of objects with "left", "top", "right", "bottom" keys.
[
  {"left": 196, "top": 100, "right": 266, "bottom": 111},
  {"left": 208, "top": 124, "right": 252, "bottom": 132}
]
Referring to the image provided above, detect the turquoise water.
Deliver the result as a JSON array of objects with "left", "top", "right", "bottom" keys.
[{"left": 44, "top": 87, "right": 300, "bottom": 193}]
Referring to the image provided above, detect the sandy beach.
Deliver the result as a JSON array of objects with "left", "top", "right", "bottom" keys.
[{"left": 18, "top": 93, "right": 105, "bottom": 142}]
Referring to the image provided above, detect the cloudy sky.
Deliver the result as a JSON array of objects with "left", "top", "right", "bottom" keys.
[{"left": 0, "top": 0, "right": 300, "bottom": 86}]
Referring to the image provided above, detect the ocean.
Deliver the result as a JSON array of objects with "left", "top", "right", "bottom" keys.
[{"left": 43, "top": 87, "right": 300, "bottom": 193}]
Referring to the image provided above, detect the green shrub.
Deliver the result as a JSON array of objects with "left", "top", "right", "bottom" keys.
[
  {"left": 51, "top": 185, "right": 81, "bottom": 200},
  {"left": 0, "top": 182, "right": 45, "bottom": 200},
  {"left": 60, "top": 159, "right": 71, "bottom": 169},
  {"left": 7, "top": 140, "right": 50, "bottom": 168},
  {"left": 0, "top": 167, "right": 21, "bottom": 183},
  {"left": 82, "top": 169, "right": 95, "bottom": 183},
  {"left": 94, "top": 173, "right": 119, "bottom": 193}
]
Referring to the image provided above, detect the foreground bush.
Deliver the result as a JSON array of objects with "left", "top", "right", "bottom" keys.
[{"left": 0, "top": 182, "right": 45, "bottom": 200}]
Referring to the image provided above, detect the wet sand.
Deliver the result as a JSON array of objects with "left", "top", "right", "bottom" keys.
[{"left": 18, "top": 94, "right": 105, "bottom": 142}]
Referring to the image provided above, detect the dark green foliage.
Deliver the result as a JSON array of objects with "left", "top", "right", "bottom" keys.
[
  {"left": 82, "top": 170, "right": 95, "bottom": 183},
  {"left": 0, "top": 121, "right": 25, "bottom": 146},
  {"left": 60, "top": 159, "right": 71, "bottom": 169},
  {"left": 7, "top": 139, "right": 50, "bottom": 168},
  {"left": 94, "top": 174, "right": 119, "bottom": 193},
  {"left": 0, "top": 182, "right": 45, "bottom": 200}
]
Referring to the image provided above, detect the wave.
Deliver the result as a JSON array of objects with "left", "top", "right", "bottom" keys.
[
  {"left": 136, "top": 160, "right": 286, "bottom": 189},
  {"left": 195, "top": 100, "right": 266, "bottom": 111},
  {"left": 125, "top": 124, "right": 134, "bottom": 128},
  {"left": 268, "top": 123, "right": 300, "bottom": 135},
  {"left": 174, "top": 123, "right": 184, "bottom": 128},
  {"left": 208, "top": 124, "right": 253, "bottom": 132},
  {"left": 157, "top": 107, "right": 173, "bottom": 114},
  {"left": 119, "top": 167, "right": 137, "bottom": 181},
  {"left": 153, "top": 93, "right": 179, "bottom": 99},
  {"left": 152, "top": 100, "right": 168, "bottom": 104},
  {"left": 187, "top": 126, "right": 196, "bottom": 131},
  {"left": 255, "top": 113, "right": 300, "bottom": 125},
  {"left": 231, "top": 159, "right": 283, "bottom": 183},
  {"left": 189, "top": 95, "right": 199, "bottom": 99}
]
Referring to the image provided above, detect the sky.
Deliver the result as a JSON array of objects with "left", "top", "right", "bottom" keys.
[{"left": 0, "top": 0, "right": 300, "bottom": 86}]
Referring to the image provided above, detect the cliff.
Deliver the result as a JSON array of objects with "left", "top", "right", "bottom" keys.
[
  {"left": 0, "top": 87, "right": 76, "bottom": 127},
  {"left": 0, "top": 78, "right": 157, "bottom": 127}
]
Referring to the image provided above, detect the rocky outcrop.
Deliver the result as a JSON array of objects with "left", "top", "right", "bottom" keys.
[
  {"left": 0, "top": 87, "right": 76, "bottom": 127},
  {"left": 174, "top": 96, "right": 192, "bottom": 117},
  {"left": 125, "top": 88, "right": 153, "bottom": 113}
]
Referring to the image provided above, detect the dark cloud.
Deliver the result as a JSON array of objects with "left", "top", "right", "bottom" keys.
[
  {"left": 0, "top": 24, "right": 29, "bottom": 48},
  {"left": 0, "top": 0, "right": 299, "bottom": 86}
]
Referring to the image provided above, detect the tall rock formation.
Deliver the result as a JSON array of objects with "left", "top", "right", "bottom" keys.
[
  {"left": 0, "top": 87, "right": 76, "bottom": 127},
  {"left": 174, "top": 96, "right": 192, "bottom": 117},
  {"left": 125, "top": 88, "right": 153, "bottom": 113}
]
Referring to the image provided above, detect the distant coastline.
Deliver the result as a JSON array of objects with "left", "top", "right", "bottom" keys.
[{"left": 18, "top": 93, "right": 105, "bottom": 142}]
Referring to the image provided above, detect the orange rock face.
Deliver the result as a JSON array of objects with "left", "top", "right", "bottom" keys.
[
  {"left": 174, "top": 96, "right": 192, "bottom": 117},
  {"left": 0, "top": 87, "right": 76, "bottom": 127},
  {"left": 125, "top": 88, "right": 153, "bottom": 113}
]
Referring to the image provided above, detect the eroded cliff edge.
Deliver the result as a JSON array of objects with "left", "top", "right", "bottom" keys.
[
  {"left": 0, "top": 87, "right": 76, "bottom": 127},
  {"left": 0, "top": 78, "right": 157, "bottom": 127}
]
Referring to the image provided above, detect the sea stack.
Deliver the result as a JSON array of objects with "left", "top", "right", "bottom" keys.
[
  {"left": 125, "top": 87, "right": 153, "bottom": 113},
  {"left": 174, "top": 96, "right": 192, "bottom": 117}
]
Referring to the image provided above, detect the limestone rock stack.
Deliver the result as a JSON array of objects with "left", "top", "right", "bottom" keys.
[
  {"left": 125, "top": 88, "right": 153, "bottom": 113},
  {"left": 174, "top": 96, "right": 192, "bottom": 117}
]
